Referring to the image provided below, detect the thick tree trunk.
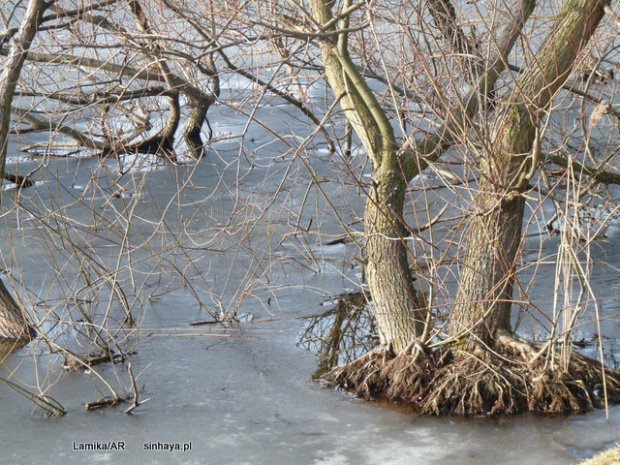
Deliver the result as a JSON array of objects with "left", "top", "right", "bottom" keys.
[
  {"left": 450, "top": 166, "right": 527, "bottom": 347},
  {"left": 365, "top": 170, "right": 423, "bottom": 353},
  {"left": 450, "top": 0, "right": 608, "bottom": 346}
]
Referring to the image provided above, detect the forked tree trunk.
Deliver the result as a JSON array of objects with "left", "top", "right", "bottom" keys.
[
  {"left": 305, "top": 0, "right": 620, "bottom": 415},
  {"left": 306, "top": 0, "right": 530, "bottom": 354},
  {"left": 309, "top": 0, "right": 607, "bottom": 356},
  {"left": 450, "top": 0, "right": 608, "bottom": 347}
]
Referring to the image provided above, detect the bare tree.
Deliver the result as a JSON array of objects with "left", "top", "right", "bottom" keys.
[
  {"left": 4, "top": 0, "right": 620, "bottom": 416},
  {"left": 264, "top": 0, "right": 620, "bottom": 414},
  {"left": 2, "top": 0, "right": 334, "bottom": 162}
]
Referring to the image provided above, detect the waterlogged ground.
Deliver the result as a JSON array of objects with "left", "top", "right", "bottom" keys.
[{"left": 1, "top": 96, "right": 620, "bottom": 464}]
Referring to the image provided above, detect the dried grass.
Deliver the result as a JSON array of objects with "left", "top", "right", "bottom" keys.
[{"left": 579, "top": 446, "right": 620, "bottom": 465}]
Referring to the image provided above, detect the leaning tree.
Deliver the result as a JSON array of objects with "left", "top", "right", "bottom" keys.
[
  {"left": 2, "top": 0, "right": 334, "bottom": 162},
  {"left": 0, "top": 0, "right": 47, "bottom": 351},
  {"left": 1, "top": 0, "right": 220, "bottom": 161}
]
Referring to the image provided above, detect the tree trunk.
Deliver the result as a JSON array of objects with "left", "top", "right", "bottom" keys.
[
  {"left": 183, "top": 52, "right": 219, "bottom": 159},
  {"left": 308, "top": 0, "right": 424, "bottom": 353},
  {"left": 365, "top": 169, "right": 423, "bottom": 353},
  {"left": 450, "top": 160, "right": 528, "bottom": 347},
  {"left": 0, "top": 279, "right": 36, "bottom": 343},
  {"left": 450, "top": 0, "right": 608, "bottom": 347},
  {"left": 0, "top": 0, "right": 45, "bottom": 180},
  {"left": 0, "top": 0, "right": 46, "bottom": 344},
  {"left": 183, "top": 99, "right": 212, "bottom": 159}
]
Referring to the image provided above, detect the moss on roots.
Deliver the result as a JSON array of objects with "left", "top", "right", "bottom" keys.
[{"left": 322, "top": 335, "right": 620, "bottom": 416}]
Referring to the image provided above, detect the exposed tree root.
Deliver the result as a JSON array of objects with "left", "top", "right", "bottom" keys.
[{"left": 322, "top": 335, "right": 620, "bottom": 416}]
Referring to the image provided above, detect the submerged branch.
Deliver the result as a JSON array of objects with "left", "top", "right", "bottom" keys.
[
  {"left": 547, "top": 154, "right": 620, "bottom": 185},
  {"left": 0, "top": 375, "right": 66, "bottom": 417}
]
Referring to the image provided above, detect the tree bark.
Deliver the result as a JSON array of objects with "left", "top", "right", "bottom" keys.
[
  {"left": 450, "top": 0, "right": 609, "bottom": 347},
  {"left": 364, "top": 172, "right": 423, "bottom": 350},
  {"left": 0, "top": 279, "right": 36, "bottom": 343},
  {"left": 0, "top": 0, "right": 46, "bottom": 343},
  {"left": 183, "top": 52, "right": 218, "bottom": 158},
  {"left": 308, "top": 0, "right": 425, "bottom": 353},
  {"left": 307, "top": 0, "right": 538, "bottom": 353}
]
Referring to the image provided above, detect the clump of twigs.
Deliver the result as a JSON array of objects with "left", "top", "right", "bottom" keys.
[
  {"left": 84, "top": 363, "right": 150, "bottom": 413},
  {"left": 84, "top": 395, "right": 129, "bottom": 411},
  {"left": 63, "top": 348, "right": 126, "bottom": 372}
]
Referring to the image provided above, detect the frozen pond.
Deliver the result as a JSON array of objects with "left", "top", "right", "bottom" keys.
[
  {"left": 1, "top": 100, "right": 620, "bottom": 465},
  {"left": 2, "top": 292, "right": 619, "bottom": 465},
  {"left": 2, "top": 288, "right": 620, "bottom": 465}
]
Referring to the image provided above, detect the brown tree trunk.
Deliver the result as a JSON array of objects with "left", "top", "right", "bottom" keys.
[
  {"left": 183, "top": 52, "right": 219, "bottom": 159},
  {"left": 364, "top": 169, "right": 423, "bottom": 353},
  {"left": 450, "top": 166, "right": 528, "bottom": 347},
  {"left": 0, "top": 279, "right": 36, "bottom": 343},
  {"left": 450, "top": 0, "right": 608, "bottom": 347},
  {"left": 308, "top": 0, "right": 425, "bottom": 353},
  {"left": 183, "top": 99, "right": 212, "bottom": 159}
]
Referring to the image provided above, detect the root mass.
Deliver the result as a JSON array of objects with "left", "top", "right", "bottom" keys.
[{"left": 322, "top": 335, "right": 620, "bottom": 416}]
